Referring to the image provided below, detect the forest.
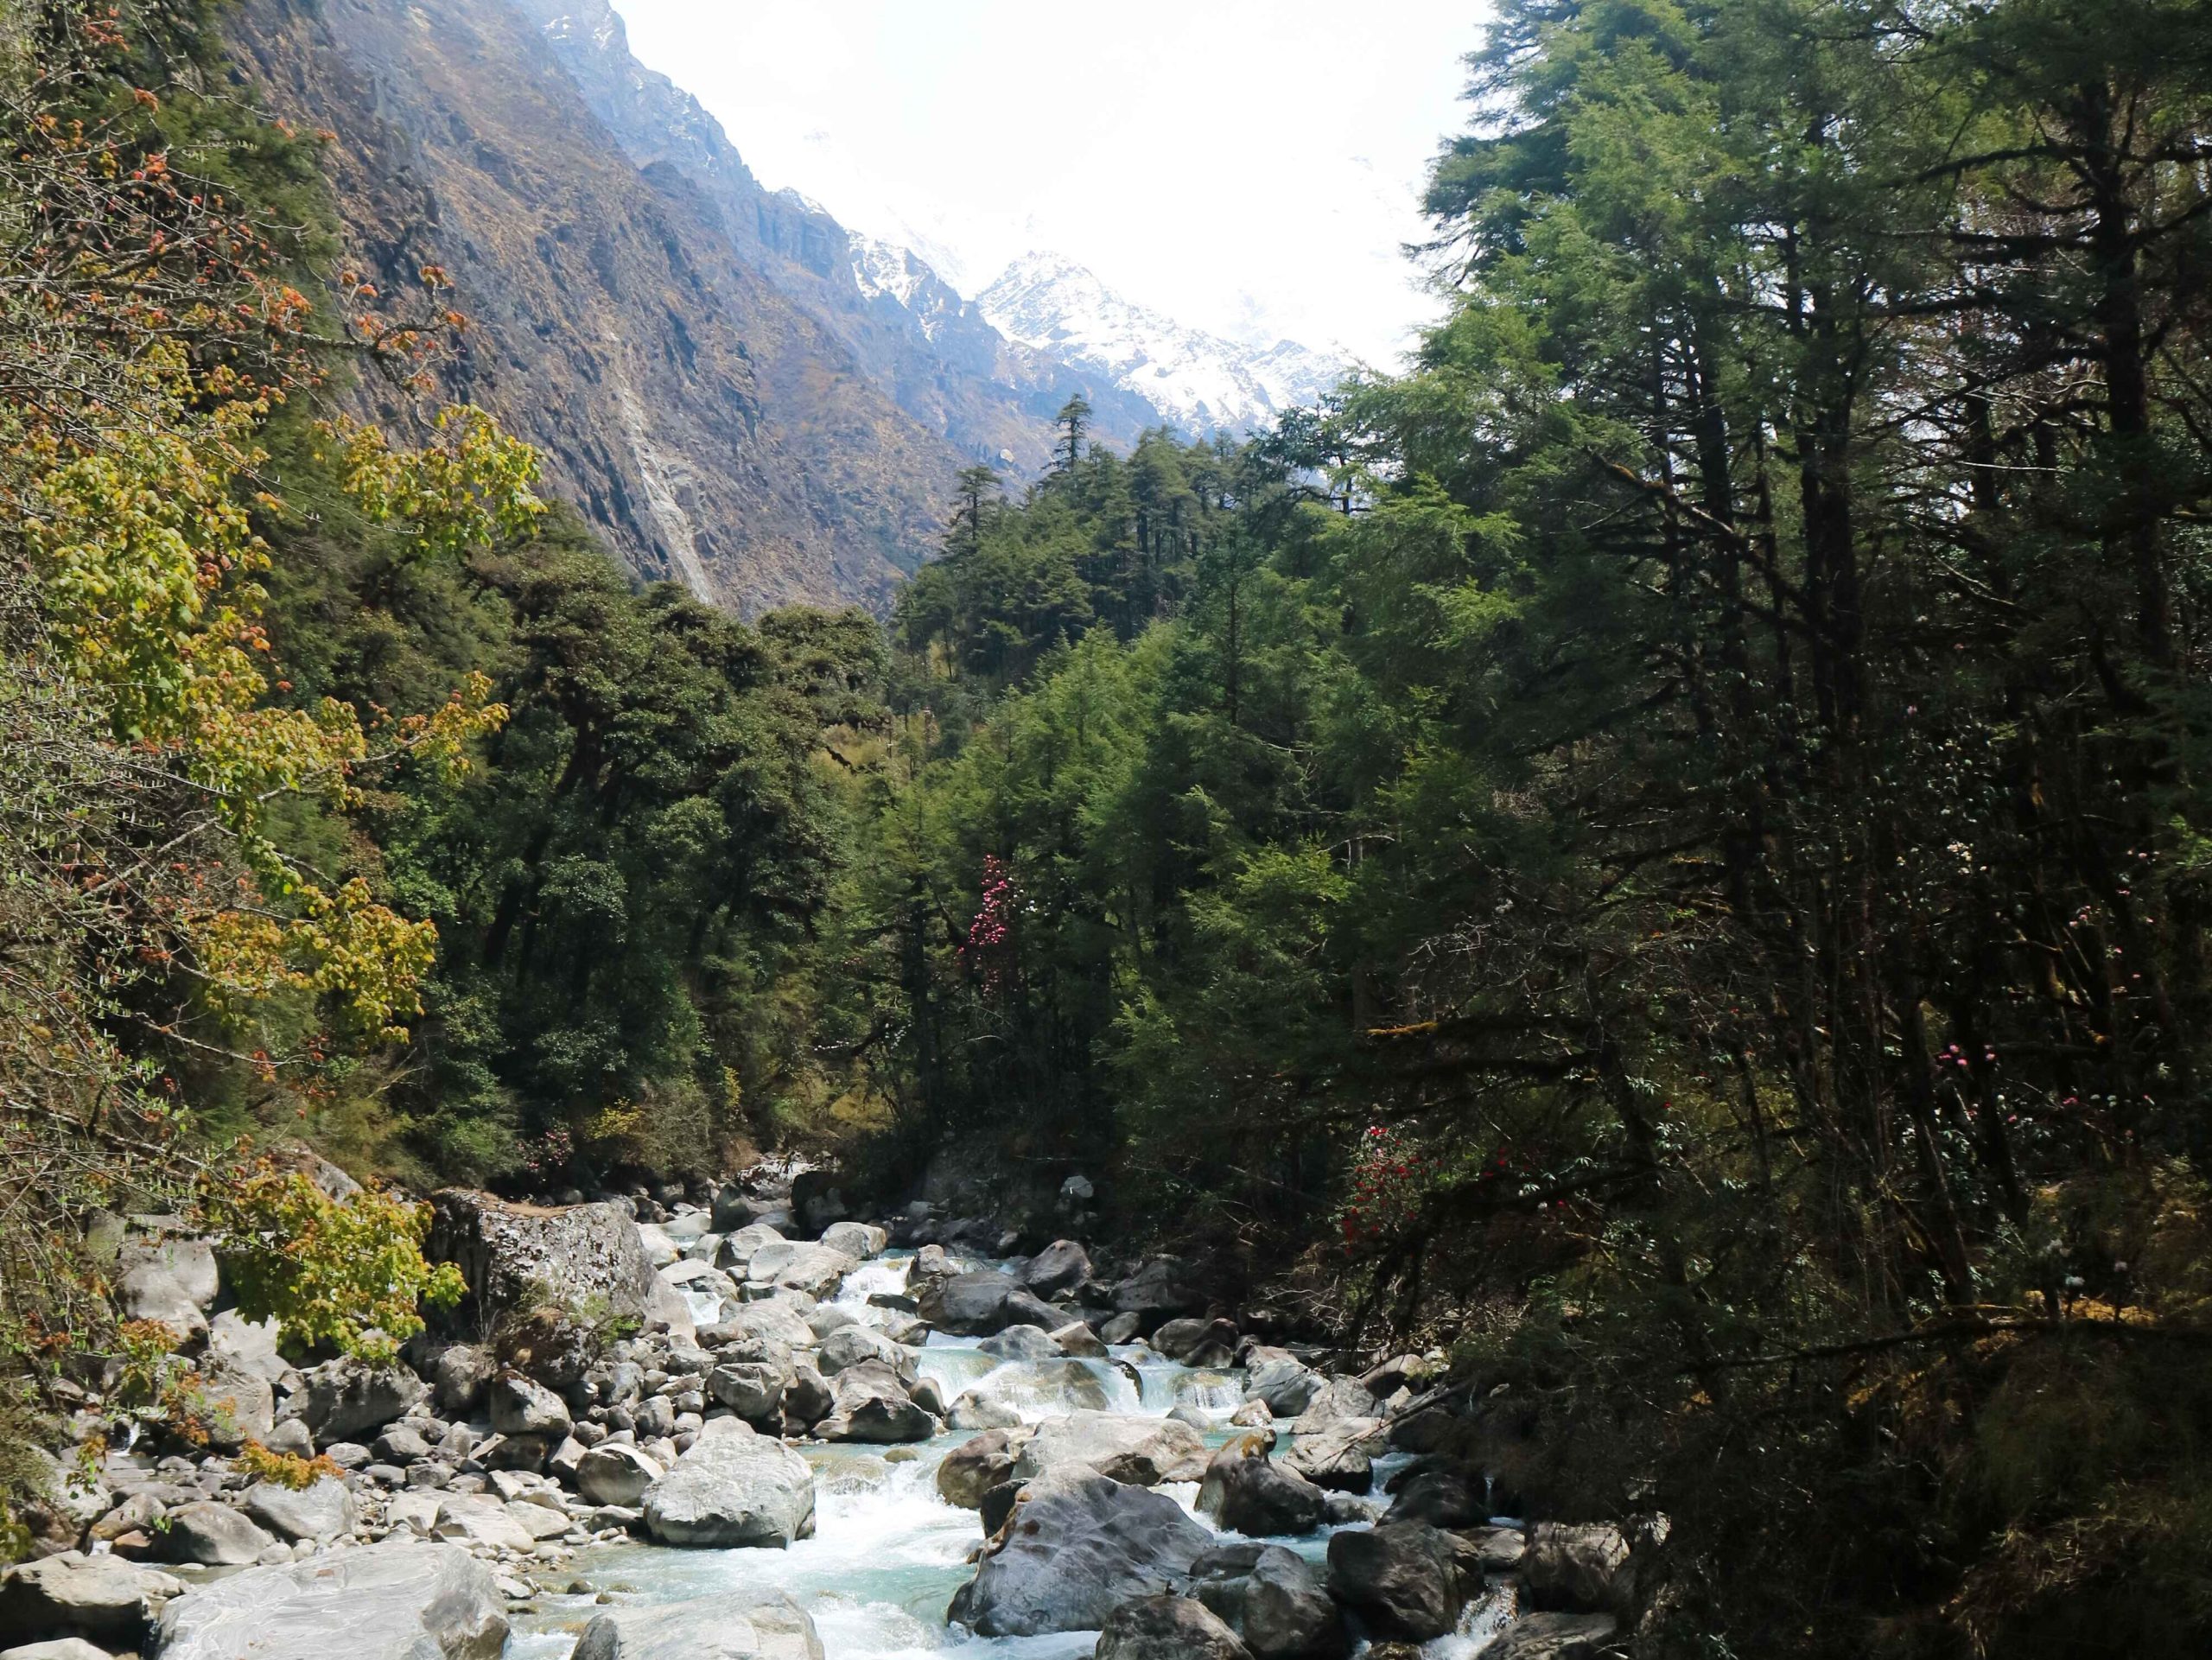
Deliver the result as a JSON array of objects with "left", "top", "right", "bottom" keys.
[{"left": 5, "top": 2, "right": 2212, "bottom": 1657}]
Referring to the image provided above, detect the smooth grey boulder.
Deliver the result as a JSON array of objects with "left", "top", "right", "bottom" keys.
[
  {"left": 486, "top": 1371, "right": 572, "bottom": 1438},
  {"left": 430, "top": 1342, "right": 495, "bottom": 1416},
  {"left": 1014, "top": 1411, "right": 1209, "bottom": 1487},
  {"left": 714, "top": 1223, "right": 785, "bottom": 1274},
  {"left": 190, "top": 1358, "right": 275, "bottom": 1452},
  {"left": 782, "top": 1360, "right": 833, "bottom": 1426},
  {"left": 206, "top": 1311, "right": 289, "bottom": 1386},
  {"left": 705, "top": 1300, "right": 813, "bottom": 1352},
  {"left": 945, "top": 1469, "right": 1213, "bottom": 1637},
  {"left": 0, "top": 1555, "right": 179, "bottom": 1645},
  {"left": 743, "top": 1241, "right": 857, "bottom": 1299},
  {"left": 1020, "top": 1240, "right": 1091, "bottom": 1298},
  {"left": 575, "top": 1443, "right": 664, "bottom": 1506},
  {"left": 1382, "top": 1465, "right": 1488, "bottom": 1529},
  {"left": 1286, "top": 1377, "right": 1376, "bottom": 1430},
  {"left": 1323, "top": 1523, "right": 1467, "bottom": 1641},
  {"left": 1096, "top": 1595, "right": 1253, "bottom": 1660},
  {"left": 1051, "top": 1320, "right": 1107, "bottom": 1358},
  {"left": 0, "top": 1638, "right": 117, "bottom": 1660},
  {"left": 426, "top": 1187, "right": 656, "bottom": 1329},
  {"left": 978, "top": 1324, "right": 1060, "bottom": 1364},
  {"left": 1112, "top": 1257, "right": 1205, "bottom": 1320},
  {"left": 820, "top": 1221, "right": 887, "bottom": 1261},
  {"left": 1282, "top": 1417, "right": 1382, "bottom": 1494},
  {"left": 116, "top": 1264, "right": 207, "bottom": 1342},
  {"left": 570, "top": 1591, "right": 823, "bottom": 1660},
  {"left": 150, "top": 1504, "right": 273, "bottom": 1567},
  {"left": 949, "top": 1390, "right": 1023, "bottom": 1431},
  {"left": 1484, "top": 1612, "right": 1620, "bottom": 1660},
  {"left": 937, "top": 1428, "right": 1032, "bottom": 1510},
  {"left": 915, "top": 1271, "right": 1014, "bottom": 1335},
  {"left": 816, "top": 1326, "right": 918, "bottom": 1383},
  {"left": 149, "top": 1539, "right": 505, "bottom": 1659},
  {"left": 1189, "top": 1544, "right": 1348, "bottom": 1660},
  {"left": 813, "top": 1359, "right": 937, "bottom": 1443},
  {"left": 119, "top": 1221, "right": 219, "bottom": 1309},
  {"left": 296, "top": 1358, "right": 424, "bottom": 1441},
  {"left": 1196, "top": 1443, "right": 1325, "bottom": 1537},
  {"left": 709, "top": 1360, "right": 790, "bottom": 1423},
  {"left": 1521, "top": 1522, "right": 1632, "bottom": 1613},
  {"left": 639, "top": 1416, "right": 816, "bottom": 1547},
  {"left": 243, "top": 1478, "right": 353, "bottom": 1543},
  {"left": 1243, "top": 1352, "right": 1322, "bottom": 1419},
  {"left": 710, "top": 1184, "right": 760, "bottom": 1233}
]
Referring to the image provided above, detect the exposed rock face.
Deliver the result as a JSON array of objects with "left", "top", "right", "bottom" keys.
[
  {"left": 570, "top": 1592, "right": 825, "bottom": 1660},
  {"left": 1113, "top": 1258, "right": 1208, "bottom": 1321},
  {"left": 1188, "top": 1544, "right": 1349, "bottom": 1660},
  {"left": 115, "top": 1265, "right": 207, "bottom": 1342},
  {"left": 1095, "top": 1596, "right": 1253, "bottom": 1660},
  {"left": 1521, "top": 1522, "right": 1632, "bottom": 1613},
  {"left": 640, "top": 1416, "right": 816, "bottom": 1547},
  {"left": 1324, "top": 1524, "right": 1469, "bottom": 1641},
  {"left": 232, "top": 0, "right": 966, "bottom": 612},
  {"left": 1013, "top": 1412, "right": 1210, "bottom": 1487},
  {"left": 1484, "top": 1612, "right": 1620, "bottom": 1660},
  {"left": 149, "top": 1540, "right": 507, "bottom": 1660},
  {"left": 423, "top": 1190, "right": 656, "bottom": 1331},
  {"left": 946, "top": 1471, "right": 1214, "bottom": 1637}
]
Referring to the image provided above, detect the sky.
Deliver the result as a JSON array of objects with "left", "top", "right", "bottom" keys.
[{"left": 610, "top": 2, "right": 1489, "bottom": 368}]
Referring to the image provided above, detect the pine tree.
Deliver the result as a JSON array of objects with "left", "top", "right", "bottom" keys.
[{"left": 1052, "top": 394, "right": 1092, "bottom": 474}]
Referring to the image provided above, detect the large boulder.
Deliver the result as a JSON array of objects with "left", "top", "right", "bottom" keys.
[
  {"left": 1282, "top": 1418, "right": 1382, "bottom": 1494},
  {"left": 1112, "top": 1257, "right": 1206, "bottom": 1321},
  {"left": 1521, "top": 1522, "right": 1632, "bottom": 1613},
  {"left": 1286, "top": 1377, "right": 1376, "bottom": 1430},
  {"left": 714, "top": 1223, "right": 785, "bottom": 1275},
  {"left": 295, "top": 1358, "right": 425, "bottom": 1442},
  {"left": 1013, "top": 1411, "right": 1208, "bottom": 1486},
  {"left": 1188, "top": 1544, "right": 1348, "bottom": 1660},
  {"left": 1242, "top": 1352, "right": 1322, "bottom": 1419},
  {"left": 1323, "top": 1523, "right": 1467, "bottom": 1641},
  {"left": 946, "top": 1470, "right": 1213, "bottom": 1637},
  {"left": 115, "top": 1264, "right": 207, "bottom": 1343},
  {"left": 189, "top": 1358, "right": 275, "bottom": 1452},
  {"left": 430, "top": 1343, "right": 496, "bottom": 1417},
  {"left": 816, "top": 1326, "right": 918, "bottom": 1383},
  {"left": 820, "top": 1222, "right": 887, "bottom": 1262},
  {"left": 938, "top": 1428, "right": 1033, "bottom": 1510},
  {"left": 1020, "top": 1240, "right": 1091, "bottom": 1298},
  {"left": 0, "top": 1555, "right": 177, "bottom": 1647},
  {"left": 148, "top": 1504, "right": 271, "bottom": 1568},
  {"left": 205, "top": 1311, "right": 289, "bottom": 1388},
  {"left": 1484, "top": 1613, "right": 1620, "bottom": 1660},
  {"left": 640, "top": 1416, "right": 816, "bottom": 1547},
  {"left": 426, "top": 1188, "right": 656, "bottom": 1330},
  {"left": 709, "top": 1360, "right": 791, "bottom": 1424},
  {"left": 486, "top": 1371, "right": 573, "bottom": 1439},
  {"left": 743, "top": 1241, "right": 858, "bottom": 1299},
  {"left": 242, "top": 1479, "right": 353, "bottom": 1544},
  {"left": 814, "top": 1359, "right": 938, "bottom": 1443},
  {"left": 1096, "top": 1596, "right": 1252, "bottom": 1660},
  {"left": 1195, "top": 1443, "right": 1325, "bottom": 1538},
  {"left": 1382, "top": 1465, "right": 1487, "bottom": 1529},
  {"left": 149, "top": 1540, "right": 505, "bottom": 1659},
  {"left": 118, "top": 1218, "right": 219, "bottom": 1309},
  {"left": 917, "top": 1272, "right": 1016, "bottom": 1335},
  {"left": 575, "top": 1443, "right": 665, "bottom": 1506},
  {"left": 571, "top": 1592, "right": 823, "bottom": 1660}
]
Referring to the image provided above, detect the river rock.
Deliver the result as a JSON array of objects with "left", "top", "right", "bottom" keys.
[
  {"left": 917, "top": 1272, "right": 1014, "bottom": 1335},
  {"left": 1324, "top": 1523, "right": 1467, "bottom": 1641},
  {"left": 978, "top": 1324, "right": 1060, "bottom": 1364},
  {"left": 949, "top": 1390, "right": 1023, "bottom": 1431},
  {"left": 1282, "top": 1417, "right": 1382, "bottom": 1494},
  {"left": 0, "top": 1640, "right": 117, "bottom": 1660},
  {"left": 244, "top": 1478, "right": 353, "bottom": 1543},
  {"left": 1521, "top": 1522, "right": 1631, "bottom": 1612},
  {"left": 640, "top": 1416, "right": 815, "bottom": 1547},
  {"left": 575, "top": 1443, "right": 665, "bottom": 1506},
  {"left": 814, "top": 1359, "right": 938, "bottom": 1442},
  {"left": 296, "top": 1357, "right": 425, "bottom": 1441},
  {"left": 426, "top": 1342, "right": 494, "bottom": 1417},
  {"left": 150, "top": 1503, "right": 272, "bottom": 1567},
  {"left": 709, "top": 1360, "right": 790, "bottom": 1423},
  {"left": 1014, "top": 1411, "right": 1208, "bottom": 1486},
  {"left": 206, "top": 1311, "right": 289, "bottom": 1387},
  {"left": 119, "top": 1220, "right": 219, "bottom": 1309},
  {"left": 571, "top": 1591, "right": 823, "bottom": 1660},
  {"left": 1189, "top": 1544, "right": 1348, "bottom": 1660},
  {"left": 1051, "top": 1321, "right": 1108, "bottom": 1358},
  {"left": 710, "top": 1183, "right": 760, "bottom": 1233},
  {"left": 487, "top": 1371, "right": 573, "bottom": 1438},
  {"left": 149, "top": 1539, "right": 505, "bottom": 1659},
  {"left": 430, "top": 1492, "right": 539, "bottom": 1551},
  {"left": 1096, "top": 1595, "right": 1252, "bottom": 1660},
  {"left": 1112, "top": 1257, "right": 1206, "bottom": 1321},
  {"left": 116, "top": 1264, "right": 207, "bottom": 1342},
  {"left": 938, "top": 1428, "right": 1032, "bottom": 1510},
  {"left": 427, "top": 1188, "right": 656, "bottom": 1329},
  {"left": 1020, "top": 1240, "right": 1091, "bottom": 1297},
  {"left": 1484, "top": 1612, "right": 1619, "bottom": 1660},
  {"left": 189, "top": 1357, "right": 275, "bottom": 1452},
  {"left": 783, "top": 1360, "right": 833, "bottom": 1426},
  {"left": 817, "top": 1326, "right": 918, "bottom": 1382},
  {"left": 714, "top": 1223, "right": 785, "bottom": 1274},
  {"left": 1243, "top": 1352, "right": 1322, "bottom": 1418},
  {"left": 820, "top": 1221, "right": 887, "bottom": 1261},
  {"left": 1287, "top": 1377, "right": 1376, "bottom": 1429},
  {"left": 744, "top": 1241, "right": 857, "bottom": 1299},
  {"left": 707, "top": 1300, "right": 814, "bottom": 1352},
  {"left": 1381, "top": 1464, "right": 1486, "bottom": 1528},
  {"left": 1196, "top": 1443, "right": 1325, "bottom": 1537},
  {"left": 945, "top": 1469, "right": 1213, "bottom": 1637},
  {"left": 0, "top": 1554, "right": 179, "bottom": 1645}
]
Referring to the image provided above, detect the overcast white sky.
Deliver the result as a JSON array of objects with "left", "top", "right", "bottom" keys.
[{"left": 610, "top": 3, "right": 1490, "bottom": 367}]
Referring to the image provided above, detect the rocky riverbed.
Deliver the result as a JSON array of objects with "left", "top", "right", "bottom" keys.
[{"left": 0, "top": 1169, "right": 1660, "bottom": 1660}]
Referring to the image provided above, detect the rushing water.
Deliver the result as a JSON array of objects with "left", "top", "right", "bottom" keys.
[{"left": 500, "top": 1250, "right": 1471, "bottom": 1660}]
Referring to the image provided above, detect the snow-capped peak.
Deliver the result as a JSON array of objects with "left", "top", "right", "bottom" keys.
[{"left": 977, "top": 251, "right": 1344, "bottom": 436}]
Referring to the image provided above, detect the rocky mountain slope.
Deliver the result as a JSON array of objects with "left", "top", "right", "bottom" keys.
[
  {"left": 982, "top": 252, "right": 1348, "bottom": 436},
  {"left": 233, "top": 0, "right": 965, "bottom": 611},
  {"left": 511, "top": 0, "right": 1163, "bottom": 466}
]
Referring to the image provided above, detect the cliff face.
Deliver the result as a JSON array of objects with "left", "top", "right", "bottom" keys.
[
  {"left": 232, "top": 0, "right": 963, "bottom": 611},
  {"left": 512, "top": 0, "right": 1161, "bottom": 464}
]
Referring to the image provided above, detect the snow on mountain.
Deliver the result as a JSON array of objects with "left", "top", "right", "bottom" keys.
[{"left": 976, "top": 251, "right": 1346, "bottom": 436}]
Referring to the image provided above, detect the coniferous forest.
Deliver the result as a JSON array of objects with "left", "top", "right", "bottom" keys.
[{"left": 6, "top": 3, "right": 2212, "bottom": 1657}]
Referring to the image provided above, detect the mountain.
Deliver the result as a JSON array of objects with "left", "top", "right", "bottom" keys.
[
  {"left": 234, "top": 0, "right": 970, "bottom": 612},
  {"left": 980, "top": 253, "right": 1348, "bottom": 436},
  {"left": 512, "top": 0, "right": 1161, "bottom": 467}
]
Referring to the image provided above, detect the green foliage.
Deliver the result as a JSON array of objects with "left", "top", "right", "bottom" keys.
[{"left": 201, "top": 1167, "right": 463, "bottom": 1363}]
